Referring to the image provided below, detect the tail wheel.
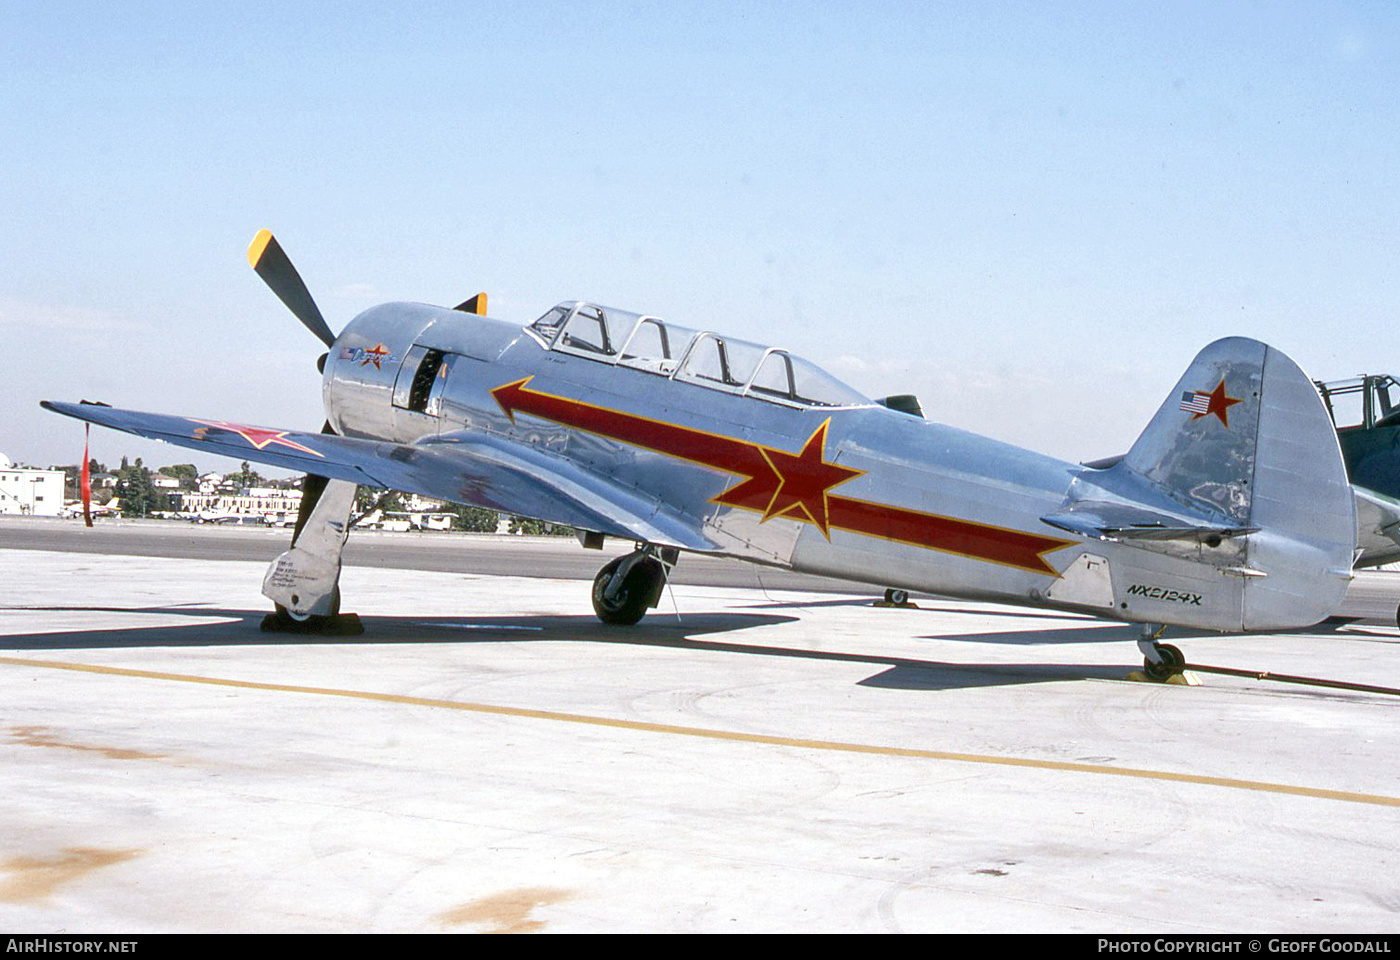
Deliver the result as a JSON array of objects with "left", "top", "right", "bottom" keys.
[
  {"left": 592, "top": 556, "right": 664, "bottom": 625},
  {"left": 1143, "top": 642, "right": 1186, "bottom": 680}
]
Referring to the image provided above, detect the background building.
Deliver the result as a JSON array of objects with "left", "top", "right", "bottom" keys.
[
  {"left": 0, "top": 453, "right": 64, "bottom": 516},
  {"left": 171, "top": 485, "right": 303, "bottom": 523}
]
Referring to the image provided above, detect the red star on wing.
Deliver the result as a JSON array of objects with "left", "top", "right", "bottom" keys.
[
  {"left": 758, "top": 420, "right": 863, "bottom": 537},
  {"left": 188, "top": 419, "right": 324, "bottom": 458},
  {"left": 1193, "top": 379, "right": 1243, "bottom": 427}
]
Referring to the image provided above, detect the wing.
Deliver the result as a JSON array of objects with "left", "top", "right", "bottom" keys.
[{"left": 41, "top": 401, "right": 717, "bottom": 551}]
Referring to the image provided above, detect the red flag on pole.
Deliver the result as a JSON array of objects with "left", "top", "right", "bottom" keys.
[{"left": 81, "top": 424, "right": 93, "bottom": 528}]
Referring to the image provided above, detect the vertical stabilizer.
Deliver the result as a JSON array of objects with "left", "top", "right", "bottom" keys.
[
  {"left": 1121, "top": 338, "right": 1265, "bottom": 526},
  {"left": 1118, "top": 337, "right": 1354, "bottom": 629}
]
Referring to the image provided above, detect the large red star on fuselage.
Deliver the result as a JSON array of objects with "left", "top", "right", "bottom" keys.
[
  {"left": 756, "top": 420, "right": 862, "bottom": 535},
  {"left": 1192, "top": 379, "right": 1243, "bottom": 427}
]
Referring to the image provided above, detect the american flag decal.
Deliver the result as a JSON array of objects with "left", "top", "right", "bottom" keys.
[
  {"left": 1180, "top": 390, "right": 1211, "bottom": 415},
  {"left": 1178, "top": 379, "right": 1243, "bottom": 426}
]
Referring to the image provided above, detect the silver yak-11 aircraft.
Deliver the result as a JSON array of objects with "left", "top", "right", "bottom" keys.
[{"left": 43, "top": 231, "right": 1358, "bottom": 680}]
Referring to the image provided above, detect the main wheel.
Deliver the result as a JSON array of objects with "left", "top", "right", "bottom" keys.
[
  {"left": 266, "top": 586, "right": 341, "bottom": 632},
  {"left": 884, "top": 588, "right": 909, "bottom": 605},
  {"left": 591, "top": 556, "right": 664, "bottom": 625}
]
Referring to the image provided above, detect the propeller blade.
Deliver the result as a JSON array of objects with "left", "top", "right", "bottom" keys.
[
  {"left": 247, "top": 229, "right": 337, "bottom": 347},
  {"left": 454, "top": 292, "right": 488, "bottom": 316}
]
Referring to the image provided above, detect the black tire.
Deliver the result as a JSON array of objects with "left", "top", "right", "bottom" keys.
[
  {"left": 1158, "top": 643, "right": 1185, "bottom": 671},
  {"left": 1143, "top": 643, "right": 1185, "bottom": 680},
  {"left": 884, "top": 588, "right": 909, "bottom": 605},
  {"left": 592, "top": 556, "right": 663, "bottom": 625},
  {"left": 1143, "top": 656, "right": 1173, "bottom": 681},
  {"left": 266, "top": 587, "right": 341, "bottom": 632}
]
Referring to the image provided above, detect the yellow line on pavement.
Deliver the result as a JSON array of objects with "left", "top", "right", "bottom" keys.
[{"left": 4, "top": 654, "right": 1397, "bottom": 808}]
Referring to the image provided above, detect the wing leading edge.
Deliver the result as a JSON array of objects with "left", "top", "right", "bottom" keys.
[{"left": 40, "top": 401, "right": 716, "bottom": 551}]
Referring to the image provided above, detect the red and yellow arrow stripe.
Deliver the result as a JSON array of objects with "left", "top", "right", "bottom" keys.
[{"left": 492, "top": 377, "right": 1071, "bottom": 575}]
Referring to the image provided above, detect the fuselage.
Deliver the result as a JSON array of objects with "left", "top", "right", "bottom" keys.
[{"left": 316, "top": 301, "right": 1287, "bottom": 630}]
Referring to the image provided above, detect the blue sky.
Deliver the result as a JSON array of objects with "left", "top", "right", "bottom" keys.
[{"left": 3, "top": 2, "right": 1397, "bottom": 474}]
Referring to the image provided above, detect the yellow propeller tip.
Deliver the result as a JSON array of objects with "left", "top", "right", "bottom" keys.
[{"left": 247, "top": 229, "right": 275, "bottom": 269}]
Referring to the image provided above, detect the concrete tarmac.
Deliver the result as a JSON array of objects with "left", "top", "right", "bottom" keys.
[
  {"left": 1, "top": 520, "right": 1399, "bottom": 932},
  {"left": 0, "top": 516, "right": 859, "bottom": 592}
]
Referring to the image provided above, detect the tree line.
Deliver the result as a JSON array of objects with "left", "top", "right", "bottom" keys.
[{"left": 50, "top": 458, "right": 570, "bottom": 534}]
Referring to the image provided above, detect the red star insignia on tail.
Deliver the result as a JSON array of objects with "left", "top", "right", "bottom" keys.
[
  {"left": 1180, "top": 379, "right": 1242, "bottom": 427},
  {"left": 1196, "top": 379, "right": 1242, "bottom": 427}
]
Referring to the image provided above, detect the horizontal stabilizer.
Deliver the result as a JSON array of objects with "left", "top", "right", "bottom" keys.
[
  {"left": 1041, "top": 500, "right": 1257, "bottom": 543},
  {"left": 1354, "top": 485, "right": 1400, "bottom": 567}
]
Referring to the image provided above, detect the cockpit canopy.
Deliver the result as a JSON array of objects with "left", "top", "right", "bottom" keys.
[{"left": 526, "top": 301, "right": 869, "bottom": 408}]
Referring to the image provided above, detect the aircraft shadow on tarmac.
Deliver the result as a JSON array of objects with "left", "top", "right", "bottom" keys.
[
  {"left": 0, "top": 603, "right": 1152, "bottom": 691},
  {"left": 0, "top": 604, "right": 795, "bottom": 651},
  {"left": 906, "top": 616, "right": 1391, "bottom": 654},
  {"left": 750, "top": 597, "right": 1086, "bottom": 621}
]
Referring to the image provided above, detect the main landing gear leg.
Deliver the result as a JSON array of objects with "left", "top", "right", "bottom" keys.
[
  {"left": 1136, "top": 623, "right": 1185, "bottom": 681},
  {"left": 591, "top": 544, "right": 677, "bottom": 625},
  {"left": 260, "top": 478, "right": 363, "bottom": 635}
]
